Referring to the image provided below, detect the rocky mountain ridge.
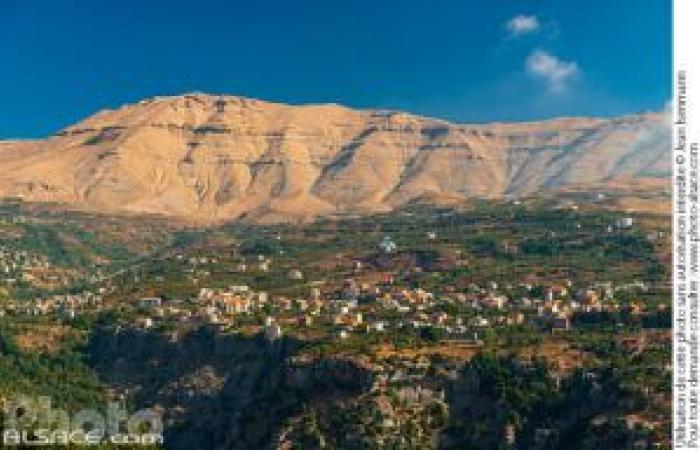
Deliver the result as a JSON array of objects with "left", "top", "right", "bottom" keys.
[{"left": 0, "top": 93, "right": 670, "bottom": 223}]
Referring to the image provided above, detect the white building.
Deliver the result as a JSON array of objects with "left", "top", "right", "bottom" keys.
[{"left": 265, "top": 323, "right": 283, "bottom": 340}]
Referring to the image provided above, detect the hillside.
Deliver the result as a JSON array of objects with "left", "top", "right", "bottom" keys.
[{"left": 0, "top": 93, "right": 670, "bottom": 223}]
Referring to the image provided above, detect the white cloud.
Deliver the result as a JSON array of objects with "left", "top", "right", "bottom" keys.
[
  {"left": 506, "top": 15, "right": 540, "bottom": 36},
  {"left": 525, "top": 49, "right": 579, "bottom": 93}
]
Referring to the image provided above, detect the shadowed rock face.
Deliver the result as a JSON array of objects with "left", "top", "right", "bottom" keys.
[
  {"left": 0, "top": 94, "right": 670, "bottom": 224},
  {"left": 88, "top": 327, "right": 373, "bottom": 450}
]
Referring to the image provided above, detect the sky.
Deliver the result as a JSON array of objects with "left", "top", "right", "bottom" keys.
[{"left": 0, "top": 0, "right": 671, "bottom": 138}]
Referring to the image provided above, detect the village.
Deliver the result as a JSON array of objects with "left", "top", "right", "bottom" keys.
[
  {"left": 1, "top": 246, "right": 667, "bottom": 349},
  {"left": 0, "top": 200, "right": 673, "bottom": 448}
]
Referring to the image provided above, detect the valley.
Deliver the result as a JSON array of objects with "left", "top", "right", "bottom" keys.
[{"left": 0, "top": 196, "right": 671, "bottom": 449}]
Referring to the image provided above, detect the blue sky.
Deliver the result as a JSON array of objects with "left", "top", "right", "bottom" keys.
[{"left": 0, "top": 0, "right": 670, "bottom": 138}]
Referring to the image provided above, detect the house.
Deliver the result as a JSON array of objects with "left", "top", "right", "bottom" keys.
[
  {"left": 506, "top": 312, "right": 525, "bottom": 325},
  {"left": 220, "top": 296, "right": 250, "bottom": 314},
  {"left": 368, "top": 321, "right": 386, "bottom": 332},
  {"left": 296, "top": 298, "right": 308, "bottom": 311},
  {"left": 551, "top": 315, "right": 570, "bottom": 331},
  {"left": 505, "top": 424, "right": 516, "bottom": 446},
  {"left": 471, "top": 316, "right": 490, "bottom": 327},
  {"left": 208, "top": 313, "right": 223, "bottom": 324},
  {"left": 341, "top": 278, "right": 360, "bottom": 300},
  {"left": 432, "top": 312, "right": 448, "bottom": 326},
  {"left": 265, "top": 323, "right": 282, "bottom": 340},
  {"left": 617, "top": 217, "right": 635, "bottom": 228},
  {"left": 547, "top": 285, "right": 568, "bottom": 299},
  {"left": 278, "top": 297, "right": 293, "bottom": 310},
  {"left": 288, "top": 269, "right": 303, "bottom": 280},
  {"left": 576, "top": 289, "right": 600, "bottom": 306},
  {"left": 135, "top": 317, "right": 153, "bottom": 329},
  {"left": 625, "top": 301, "right": 645, "bottom": 315},
  {"left": 379, "top": 236, "right": 397, "bottom": 253},
  {"left": 248, "top": 291, "right": 266, "bottom": 306},
  {"left": 299, "top": 315, "right": 313, "bottom": 326},
  {"left": 616, "top": 334, "right": 647, "bottom": 354},
  {"left": 138, "top": 297, "right": 162, "bottom": 309},
  {"left": 197, "top": 288, "right": 215, "bottom": 302},
  {"left": 483, "top": 295, "right": 507, "bottom": 309},
  {"left": 538, "top": 301, "right": 560, "bottom": 317}
]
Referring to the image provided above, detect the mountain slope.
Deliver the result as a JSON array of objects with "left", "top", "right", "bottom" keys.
[{"left": 0, "top": 93, "right": 670, "bottom": 223}]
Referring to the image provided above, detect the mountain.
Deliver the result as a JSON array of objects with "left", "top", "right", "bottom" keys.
[{"left": 0, "top": 93, "right": 670, "bottom": 224}]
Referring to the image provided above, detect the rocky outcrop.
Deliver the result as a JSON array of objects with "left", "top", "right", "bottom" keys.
[{"left": 88, "top": 326, "right": 373, "bottom": 450}]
